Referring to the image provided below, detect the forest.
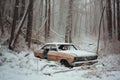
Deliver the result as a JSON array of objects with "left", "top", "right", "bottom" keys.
[
  {"left": 0, "top": 0, "right": 120, "bottom": 53},
  {"left": 0, "top": 0, "right": 120, "bottom": 80}
]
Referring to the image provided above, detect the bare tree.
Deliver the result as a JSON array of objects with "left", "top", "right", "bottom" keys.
[
  {"left": 0, "top": 0, "right": 6, "bottom": 36},
  {"left": 12, "top": 5, "right": 29, "bottom": 49},
  {"left": 20, "top": 0, "right": 25, "bottom": 19},
  {"left": 39, "top": 0, "right": 44, "bottom": 28},
  {"left": 9, "top": 0, "right": 19, "bottom": 49},
  {"left": 45, "top": 0, "right": 51, "bottom": 42},
  {"left": 48, "top": 0, "right": 51, "bottom": 41},
  {"left": 106, "top": 0, "right": 112, "bottom": 39},
  {"left": 65, "top": 0, "right": 73, "bottom": 43},
  {"left": 26, "top": 0, "right": 33, "bottom": 48},
  {"left": 117, "top": 0, "right": 120, "bottom": 41},
  {"left": 0, "top": 4, "right": 4, "bottom": 36}
]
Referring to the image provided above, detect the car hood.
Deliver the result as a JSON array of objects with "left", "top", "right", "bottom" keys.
[{"left": 59, "top": 50, "right": 97, "bottom": 57}]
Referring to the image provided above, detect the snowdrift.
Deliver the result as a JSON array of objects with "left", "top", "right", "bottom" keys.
[{"left": 0, "top": 46, "right": 120, "bottom": 80}]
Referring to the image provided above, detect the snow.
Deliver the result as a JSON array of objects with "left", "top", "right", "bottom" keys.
[{"left": 0, "top": 46, "right": 120, "bottom": 80}]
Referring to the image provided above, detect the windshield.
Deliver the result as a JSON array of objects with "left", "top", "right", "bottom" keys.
[{"left": 57, "top": 44, "right": 78, "bottom": 51}]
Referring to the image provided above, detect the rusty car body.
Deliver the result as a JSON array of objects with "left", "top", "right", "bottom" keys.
[{"left": 34, "top": 43, "right": 98, "bottom": 67}]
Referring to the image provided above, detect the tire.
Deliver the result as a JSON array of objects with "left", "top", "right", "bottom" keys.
[
  {"left": 60, "top": 59, "right": 72, "bottom": 68},
  {"left": 36, "top": 56, "right": 39, "bottom": 58}
]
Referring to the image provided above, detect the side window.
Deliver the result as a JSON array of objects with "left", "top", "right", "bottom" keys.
[
  {"left": 42, "top": 45, "right": 50, "bottom": 50},
  {"left": 58, "top": 45, "right": 68, "bottom": 50},
  {"left": 41, "top": 45, "right": 57, "bottom": 51},
  {"left": 50, "top": 45, "right": 57, "bottom": 51}
]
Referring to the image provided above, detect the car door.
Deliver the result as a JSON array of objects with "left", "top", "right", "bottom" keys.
[{"left": 47, "top": 45, "right": 59, "bottom": 61}]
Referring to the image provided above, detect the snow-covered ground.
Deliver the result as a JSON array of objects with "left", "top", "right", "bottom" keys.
[{"left": 0, "top": 46, "right": 120, "bottom": 80}]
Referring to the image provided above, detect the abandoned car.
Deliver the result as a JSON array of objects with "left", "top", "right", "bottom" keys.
[{"left": 34, "top": 43, "right": 98, "bottom": 67}]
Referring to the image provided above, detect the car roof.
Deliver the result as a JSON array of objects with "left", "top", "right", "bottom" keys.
[{"left": 45, "top": 42, "right": 74, "bottom": 45}]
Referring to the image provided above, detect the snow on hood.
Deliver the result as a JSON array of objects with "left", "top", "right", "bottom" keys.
[{"left": 59, "top": 50, "right": 97, "bottom": 57}]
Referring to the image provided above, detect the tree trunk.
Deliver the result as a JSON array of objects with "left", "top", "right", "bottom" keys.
[
  {"left": 117, "top": 0, "right": 120, "bottom": 41},
  {"left": 106, "top": 0, "right": 112, "bottom": 39},
  {"left": 12, "top": 5, "right": 29, "bottom": 49},
  {"left": 0, "top": 5, "right": 4, "bottom": 36},
  {"left": 113, "top": 0, "right": 116, "bottom": 40},
  {"left": 20, "top": 0, "right": 25, "bottom": 19},
  {"left": 9, "top": 0, "right": 19, "bottom": 49},
  {"left": 45, "top": 0, "right": 48, "bottom": 42},
  {"left": 39, "top": 0, "right": 44, "bottom": 28},
  {"left": 65, "top": 0, "right": 73, "bottom": 43},
  {"left": 26, "top": 0, "right": 33, "bottom": 48},
  {"left": 45, "top": 0, "right": 51, "bottom": 42},
  {"left": 0, "top": 0, "right": 6, "bottom": 36},
  {"left": 96, "top": 6, "right": 105, "bottom": 54}
]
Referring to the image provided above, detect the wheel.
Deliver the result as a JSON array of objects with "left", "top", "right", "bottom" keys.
[
  {"left": 36, "top": 56, "right": 39, "bottom": 58},
  {"left": 60, "top": 59, "right": 73, "bottom": 68}
]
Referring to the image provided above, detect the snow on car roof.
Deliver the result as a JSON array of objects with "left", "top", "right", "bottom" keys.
[{"left": 45, "top": 42, "right": 74, "bottom": 45}]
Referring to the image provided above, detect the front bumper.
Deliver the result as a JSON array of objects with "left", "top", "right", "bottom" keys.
[{"left": 71, "top": 59, "right": 98, "bottom": 66}]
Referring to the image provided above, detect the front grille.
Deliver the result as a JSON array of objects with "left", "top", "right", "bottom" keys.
[{"left": 73, "top": 56, "right": 98, "bottom": 62}]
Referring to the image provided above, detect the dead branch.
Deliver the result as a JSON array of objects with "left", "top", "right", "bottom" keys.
[
  {"left": 40, "top": 64, "right": 49, "bottom": 71},
  {"left": 96, "top": 6, "right": 105, "bottom": 55}
]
